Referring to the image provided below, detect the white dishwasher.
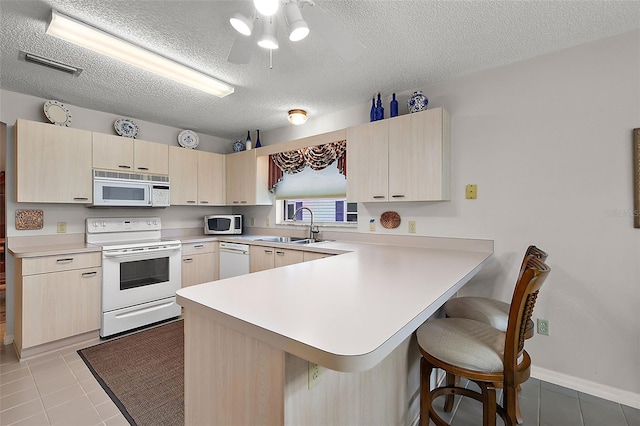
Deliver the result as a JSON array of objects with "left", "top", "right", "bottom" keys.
[{"left": 219, "top": 242, "right": 251, "bottom": 279}]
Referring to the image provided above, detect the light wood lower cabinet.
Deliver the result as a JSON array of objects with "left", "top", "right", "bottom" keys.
[
  {"left": 303, "top": 252, "right": 333, "bottom": 262},
  {"left": 181, "top": 242, "right": 218, "bottom": 287},
  {"left": 14, "top": 252, "right": 102, "bottom": 358},
  {"left": 250, "top": 246, "right": 305, "bottom": 273}
]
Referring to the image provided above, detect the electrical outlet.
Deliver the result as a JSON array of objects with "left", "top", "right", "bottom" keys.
[
  {"left": 369, "top": 219, "right": 375, "bottom": 232},
  {"left": 57, "top": 222, "right": 67, "bottom": 233},
  {"left": 308, "top": 362, "right": 323, "bottom": 389},
  {"left": 250, "top": 217, "right": 255, "bottom": 226},
  {"left": 537, "top": 319, "right": 549, "bottom": 336},
  {"left": 408, "top": 221, "right": 416, "bottom": 233},
  {"left": 466, "top": 184, "right": 477, "bottom": 199},
  {"left": 266, "top": 217, "right": 270, "bottom": 227}
]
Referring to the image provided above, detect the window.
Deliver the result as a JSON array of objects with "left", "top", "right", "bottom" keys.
[{"left": 283, "top": 199, "right": 357, "bottom": 224}]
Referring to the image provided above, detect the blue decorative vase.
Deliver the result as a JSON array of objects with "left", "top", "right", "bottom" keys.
[
  {"left": 408, "top": 91, "right": 428, "bottom": 113},
  {"left": 370, "top": 97, "right": 375, "bottom": 122},
  {"left": 390, "top": 93, "right": 398, "bottom": 117},
  {"left": 255, "top": 129, "right": 261, "bottom": 148},
  {"left": 232, "top": 139, "right": 245, "bottom": 152},
  {"left": 374, "top": 93, "right": 384, "bottom": 121}
]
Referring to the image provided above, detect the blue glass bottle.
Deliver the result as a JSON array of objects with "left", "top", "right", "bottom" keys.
[
  {"left": 370, "top": 97, "right": 375, "bottom": 122},
  {"left": 390, "top": 93, "right": 398, "bottom": 117},
  {"left": 374, "top": 93, "right": 384, "bottom": 121},
  {"left": 255, "top": 129, "right": 261, "bottom": 148}
]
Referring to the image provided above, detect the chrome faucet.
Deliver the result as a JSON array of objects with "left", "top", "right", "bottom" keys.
[{"left": 291, "top": 206, "right": 319, "bottom": 240}]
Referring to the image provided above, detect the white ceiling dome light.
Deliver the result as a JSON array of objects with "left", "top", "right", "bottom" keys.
[{"left": 288, "top": 109, "right": 308, "bottom": 125}]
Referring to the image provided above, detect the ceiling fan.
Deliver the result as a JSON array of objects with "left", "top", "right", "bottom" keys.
[{"left": 227, "top": 0, "right": 365, "bottom": 64}]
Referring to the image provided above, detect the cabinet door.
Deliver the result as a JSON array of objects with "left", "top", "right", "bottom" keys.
[
  {"left": 15, "top": 119, "right": 93, "bottom": 203},
  {"left": 22, "top": 268, "right": 101, "bottom": 348},
  {"left": 388, "top": 108, "right": 449, "bottom": 201},
  {"left": 169, "top": 146, "right": 198, "bottom": 205},
  {"left": 198, "top": 151, "right": 226, "bottom": 205},
  {"left": 346, "top": 120, "right": 389, "bottom": 202},
  {"left": 92, "top": 133, "right": 134, "bottom": 171},
  {"left": 303, "top": 252, "right": 333, "bottom": 262},
  {"left": 250, "top": 246, "right": 275, "bottom": 272},
  {"left": 274, "top": 249, "right": 304, "bottom": 268},
  {"left": 226, "top": 150, "right": 256, "bottom": 205},
  {"left": 134, "top": 139, "right": 169, "bottom": 175},
  {"left": 182, "top": 253, "right": 216, "bottom": 287}
]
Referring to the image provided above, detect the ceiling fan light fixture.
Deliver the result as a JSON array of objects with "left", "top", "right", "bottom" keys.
[
  {"left": 258, "top": 17, "right": 279, "bottom": 49},
  {"left": 288, "top": 109, "right": 308, "bottom": 125},
  {"left": 46, "top": 10, "right": 234, "bottom": 98},
  {"left": 254, "top": 0, "right": 279, "bottom": 17},
  {"left": 285, "top": 2, "right": 309, "bottom": 42},
  {"left": 229, "top": 12, "right": 253, "bottom": 36}
]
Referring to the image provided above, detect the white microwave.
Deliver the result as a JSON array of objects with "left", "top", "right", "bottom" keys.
[
  {"left": 92, "top": 170, "right": 170, "bottom": 207},
  {"left": 204, "top": 214, "right": 243, "bottom": 234}
]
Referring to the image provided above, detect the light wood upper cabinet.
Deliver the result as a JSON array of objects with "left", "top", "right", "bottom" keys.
[
  {"left": 226, "top": 149, "right": 271, "bottom": 206},
  {"left": 15, "top": 119, "right": 93, "bottom": 203},
  {"left": 169, "top": 146, "right": 198, "bottom": 205},
  {"left": 93, "top": 133, "right": 169, "bottom": 175},
  {"left": 347, "top": 107, "right": 450, "bottom": 202},
  {"left": 346, "top": 119, "right": 389, "bottom": 201},
  {"left": 169, "top": 147, "right": 226, "bottom": 206},
  {"left": 197, "top": 151, "right": 225, "bottom": 205}
]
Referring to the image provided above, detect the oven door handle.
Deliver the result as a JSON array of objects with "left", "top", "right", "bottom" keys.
[{"left": 103, "top": 245, "right": 181, "bottom": 258}]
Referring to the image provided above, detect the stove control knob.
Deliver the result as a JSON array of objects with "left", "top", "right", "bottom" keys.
[
  {"left": 101, "top": 221, "right": 107, "bottom": 227},
  {"left": 153, "top": 219, "right": 158, "bottom": 225},
  {"left": 147, "top": 220, "right": 152, "bottom": 226}
]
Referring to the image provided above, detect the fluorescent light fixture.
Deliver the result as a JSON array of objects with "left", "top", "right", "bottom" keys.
[
  {"left": 285, "top": 2, "right": 309, "bottom": 42},
  {"left": 288, "top": 109, "right": 307, "bottom": 125},
  {"left": 230, "top": 12, "right": 253, "bottom": 36},
  {"left": 258, "top": 17, "right": 278, "bottom": 50},
  {"left": 46, "top": 10, "right": 234, "bottom": 98},
  {"left": 254, "top": 0, "right": 279, "bottom": 17}
]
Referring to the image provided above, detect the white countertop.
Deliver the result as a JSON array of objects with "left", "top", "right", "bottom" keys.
[{"left": 177, "top": 239, "right": 492, "bottom": 372}]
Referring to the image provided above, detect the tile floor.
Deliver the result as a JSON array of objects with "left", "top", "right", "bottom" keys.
[{"left": 1, "top": 339, "right": 639, "bottom": 426}]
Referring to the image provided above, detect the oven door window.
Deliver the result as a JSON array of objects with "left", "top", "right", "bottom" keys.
[{"left": 120, "top": 257, "right": 170, "bottom": 290}]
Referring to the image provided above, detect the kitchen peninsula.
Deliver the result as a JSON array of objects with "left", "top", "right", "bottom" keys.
[{"left": 176, "top": 236, "right": 492, "bottom": 425}]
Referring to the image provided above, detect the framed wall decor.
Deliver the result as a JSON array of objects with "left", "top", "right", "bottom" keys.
[{"left": 635, "top": 128, "right": 640, "bottom": 228}]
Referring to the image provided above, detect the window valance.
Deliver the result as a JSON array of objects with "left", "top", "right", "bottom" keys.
[{"left": 269, "top": 140, "right": 347, "bottom": 190}]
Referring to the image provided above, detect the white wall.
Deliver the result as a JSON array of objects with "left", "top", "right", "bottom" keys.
[{"left": 261, "top": 30, "right": 640, "bottom": 405}]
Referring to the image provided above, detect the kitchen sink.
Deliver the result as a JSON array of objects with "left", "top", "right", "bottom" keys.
[{"left": 255, "top": 236, "right": 315, "bottom": 244}]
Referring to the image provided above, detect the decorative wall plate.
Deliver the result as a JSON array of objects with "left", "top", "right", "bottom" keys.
[
  {"left": 15, "top": 209, "right": 44, "bottom": 230},
  {"left": 114, "top": 118, "right": 139, "bottom": 138},
  {"left": 43, "top": 100, "right": 72, "bottom": 126},
  {"left": 380, "top": 211, "right": 401, "bottom": 229},
  {"left": 178, "top": 129, "right": 199, "bottom": 149}
]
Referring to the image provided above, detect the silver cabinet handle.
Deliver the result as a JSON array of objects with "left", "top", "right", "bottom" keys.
[
  {"left": 183, "top": 258, "right": 194, "bottom": 263},
  {"left": 264, "top": 250, "right": 273, "bottom": 254},
  {"left": 82, "top": 271, "right": 97, "bottom": 277},
  {"left": 391, "top": 195, "right": 405, "bottom": 198},
  {"left": 137, "top": 167, "right": 149, "bottom": 171},
  {"left": 373, "top": 195, "right": 385, "bottom": 199},
  {"left": 200, "top": 201, "right": 209, "bottom": 204},
  {"left": 276, "top": 251, "right": 285, "bottom": 256},
  {"left": 194, "top": 245, "right": 204, "bottom": 249},
  {"left": 118, "top": 165, "right": 131, "bottom": 169},
  {"left": 73, "top": 197, "right": 89, "bottom": 201},
  {"left": 56, "top": 258, "right": 73, "bottom": 263},
  {"left": 187, "top": 200, "right": 196, "bottom": 204}
]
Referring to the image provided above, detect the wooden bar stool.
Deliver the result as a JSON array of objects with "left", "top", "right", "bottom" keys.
[{"left": 416, "top": 256, "right": 551, "bottom": 425}]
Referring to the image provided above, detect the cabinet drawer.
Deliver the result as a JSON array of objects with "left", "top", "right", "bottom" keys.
[
  {"left": 182, "top": 241, "right": 217, "bottom": 256},
  {"left": 22, "top": 252, "right": 101, "bottom": 275}
]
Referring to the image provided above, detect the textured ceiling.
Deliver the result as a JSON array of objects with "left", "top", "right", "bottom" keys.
[{"left": 1, "top": 0, "right": 640, "bottom": 140}]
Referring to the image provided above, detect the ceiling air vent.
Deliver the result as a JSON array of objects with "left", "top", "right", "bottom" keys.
[{"left": 19, "top": 51, "right": 83, "bottom": 76}]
